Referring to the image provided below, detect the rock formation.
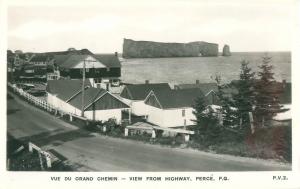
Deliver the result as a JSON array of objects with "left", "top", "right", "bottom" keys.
[
  {"left": 222, "top": 44, "right": 231, "bottom": 56},
  {"left": 122, "top": 39, "right": 219, "bottom": 58}
]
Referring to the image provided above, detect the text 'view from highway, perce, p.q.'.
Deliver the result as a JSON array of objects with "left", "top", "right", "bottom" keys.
[{"left": 6, "top": 1, "right": 292, "bottom": 171}]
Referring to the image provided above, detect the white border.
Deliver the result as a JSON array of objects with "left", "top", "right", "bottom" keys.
[{"left": 1, "top": 0, "right": 299, "bottom": 189}]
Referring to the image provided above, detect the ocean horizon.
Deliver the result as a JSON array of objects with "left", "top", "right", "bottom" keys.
[{"left": 120, "top": 51, "right": 291, "bottom": 87}]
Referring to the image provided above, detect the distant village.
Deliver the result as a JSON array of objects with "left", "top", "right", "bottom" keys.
[{"left": 7, "top": 47, "right": 291, "bottom": 138}]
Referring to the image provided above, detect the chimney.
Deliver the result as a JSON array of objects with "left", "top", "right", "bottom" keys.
[
  {"left": 196, "top": 80, "right": 200, "bottom": 84},
  {"left": 145, "top": 80, "right": 149, "bottom": 84},
  {"left": 114, "top": 52, "right": 118, "bottom": 57},
  {"left": 106, "top": 83, "right": 110, "bottom": 91}
]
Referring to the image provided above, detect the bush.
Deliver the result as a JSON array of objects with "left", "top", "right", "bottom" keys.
[{"left": 9, "top": 151, "right": 47, "bottom": 171}]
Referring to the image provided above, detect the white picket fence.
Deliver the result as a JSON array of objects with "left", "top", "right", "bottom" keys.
[
  {"left": 8, "top": 82, "right": 56, "bottom": 112},
  {"left": 8, "top": 82, "right": 87, "bottom": 121}
]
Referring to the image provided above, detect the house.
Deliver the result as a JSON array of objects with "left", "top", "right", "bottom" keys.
[
  {"left": 53, "top": 52, "right": 121, "bottom": 90},
  {"left": 175, "top": 81, "right": 220, "bottom": 105},
  {"left": 47, "top": 70, "right": 60, "bottom": 80},
  {"left": 29, "top": 54, "right": 54, "bottom": 66},
  {"left": 120, "top": 82, "right": 172, "bottom": 116},
  {"left": 19, "top": 64, "right": 47, "bottom": 80},
  {"left": 46, "top": 79, "right": 130, "bottom": 124},
  {"left": 273, "top": 81, "right": 292, "bottom": 122},
  {"left": 93, "top": 53, "right": 121, "bottom": 86},
  {"left": 8, "top": 49, "right": 94, "bottom": 81},
  {"left": 144, "top": 88, "right": 205, "bottom": 128}
]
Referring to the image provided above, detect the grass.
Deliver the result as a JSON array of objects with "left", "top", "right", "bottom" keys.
[{"left": 188, "top": 126, "right": 292, "bottom": 163}]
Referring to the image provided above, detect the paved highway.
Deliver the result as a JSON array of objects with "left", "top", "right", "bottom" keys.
[{"left": 7, "top": 92, "right": 291, "bottom": 171}]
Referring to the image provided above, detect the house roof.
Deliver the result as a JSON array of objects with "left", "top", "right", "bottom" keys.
[
  {"left": 176, "top": 83, "right": 218, "bottom": 95},
  {"left": 147, "top": 88, "right": 205, "bottom": 109},
  {"left": 68, "top": 87, "right": 107, "bottom": 110},
  {"left": 46, "top": 79, "right": 129, "bottom": 111},
  {"left": 30, "top": 54, "right": 50, "bottom": 62},
  {"left": 46, "top": 79, "right": 91, "bottom": 101},
  {"left": 57, "top": 55, "right": 91, "bottom": 68},
  {"left": 120, "top": 83, "right": 172, "bottom": 100},
  {"left": 54, "top": 53, "right": 121, "bottom": 69},
  {"left": 94, "top": 54, "right": 121, "bottom": 68},
  {"left": 53, "top": 55, "right": 70, "bottom": 66}
]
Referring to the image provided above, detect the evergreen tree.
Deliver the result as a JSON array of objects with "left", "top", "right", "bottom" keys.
[
  {"left": 214, "top": 75, "right": 239, "bottom": 129},
  {"left": 233, "top": 60, "right": 255, "bottom": 133},
  {"left": 192, "top": 95, "right": 221, "bottom": 145},
  {"left": 254, "top": 54, "right": 282, "bottom": 127}
]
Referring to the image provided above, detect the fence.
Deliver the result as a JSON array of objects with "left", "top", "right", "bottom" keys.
[
  {"left": 8, "top": 82, "right": 56, "bottom": 113},
  {"left": 7, "top": 82, "right": 87, "bottom": 121}
]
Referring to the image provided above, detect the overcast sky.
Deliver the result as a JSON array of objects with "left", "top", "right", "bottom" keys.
[{"left": 7, "top": 0, "right": 294, "bottom": 53}]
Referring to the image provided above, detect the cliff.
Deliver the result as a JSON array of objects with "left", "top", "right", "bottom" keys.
[
  {"left": 122, "top": 39, "right": 219, "bottom": 58},
  {"left": 222, "top": 44, "right": 231, "bottom": 56}
]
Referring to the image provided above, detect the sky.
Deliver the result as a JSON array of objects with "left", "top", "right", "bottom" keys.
[{"left": 7, "top": 0, "right": 295, "bottom": 53}]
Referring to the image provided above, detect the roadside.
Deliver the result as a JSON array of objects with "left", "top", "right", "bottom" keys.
[{"left": 7, "top": 90, "right": 291, "bottom": 171}]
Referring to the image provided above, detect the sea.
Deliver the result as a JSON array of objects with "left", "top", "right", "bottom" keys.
[{"left": 121, "top": 52, "right": 291, "bottom": 87}]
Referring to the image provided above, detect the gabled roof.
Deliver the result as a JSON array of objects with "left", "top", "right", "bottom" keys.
[
  {"left": 94, "top": 54, "right": 121, "bottom": 68},
  {"left": 120, "top": 83, "right": 172, "bottom": 100},
  {"left": 25, "top": 49, "right": 94, "bottom": 64},
  {"left": 176, "top": 83, "right": 218, "bottom": 95},
  {"left": 46, "top": 79, "right": 91, "bottom": 101},
  {"left": 68, "top": 87, "right": 107, "bottom": 110},
  {"left": 145, "top": 88, "right": 205, "bottom": 109},
  {"left": 46, "top": 79, "right": 129, "bottom": 111},
  {"left": 58, "top": 55, "right": 90, "bottom": 68}
]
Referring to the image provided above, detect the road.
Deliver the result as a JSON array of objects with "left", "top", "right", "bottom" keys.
[{"left": 7, "top": 92, "right": 291, "bottom": 171}]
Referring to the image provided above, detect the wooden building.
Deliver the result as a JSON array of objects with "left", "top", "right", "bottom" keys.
[
  {"left": 54, "top": 52, "right": 121, "bottom": 89},
  {"left": 46, "top": 79, "right": 129, "bottom": 124},
  {"left": 120, "top": 83, "right": 171, "bottom": 116},
  {"left": 175, "top": 82, "right": 220, "bottom": 105},
  {"left": 144, "top": 88, "right": 204, "bottom": 128}
]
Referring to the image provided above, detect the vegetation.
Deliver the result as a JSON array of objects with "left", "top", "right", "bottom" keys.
[
  {"left": 254, "top": 54, "right": 283, "bottom": 127},
  {"left": 192, "top": 96, "right": 222, "bottom": 147},
  {"left": 192, "top": 55, "right": 291, "bottom": 162},
  {"left": 232, "top": 60, "right": 256, "bottom": 135},
  {"left": 7, "top": 54, "right": 291, "bottom": 163}
]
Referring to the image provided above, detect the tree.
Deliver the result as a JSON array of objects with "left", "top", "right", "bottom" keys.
[
  {"left": 254, "top": 54, "right": 282, "bottom": 127},
  {"left": 192, "top": 95, "right": 221, "bottom": 145},
  {"left": 214, "top": 75, "right": 239, "bottom": 129},
  {"left": 233, "top": 60, "right": 255, "bottom": 133}
]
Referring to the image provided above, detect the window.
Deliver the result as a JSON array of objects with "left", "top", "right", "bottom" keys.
[
  {"left": 86, "top": 68, "right": 89, "bottom": 72},
  {"left": 182, "top": 109, "right": 185, "bottom": 117},
  {"left": 184, "top": 119, "right": 187, "bottom": 126},
  {"left": 94, "top": 78, "right": 102, "bottom": 83}
]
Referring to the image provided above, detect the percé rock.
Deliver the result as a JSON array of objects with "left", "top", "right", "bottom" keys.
[
  {"left": 122, "top": 38, "right": 219, "bottom": 58},
  {"left": 222, "top": 44, "right": 231, "bottom": 56}
]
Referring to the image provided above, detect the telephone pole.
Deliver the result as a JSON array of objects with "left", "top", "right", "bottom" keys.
[
  {"left": 81, "top": 58, "right": 98, "bottom": 117},
  {"left": 81, "top": 59, "right": 86, "bottom": 117}
]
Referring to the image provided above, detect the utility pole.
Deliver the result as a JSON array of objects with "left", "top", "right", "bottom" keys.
[
  {"left": 81, "top": 58, "right": 98, "bottom": 117},
  {"left": 81, "top": 59, "right": 86, "bottom": 117}
]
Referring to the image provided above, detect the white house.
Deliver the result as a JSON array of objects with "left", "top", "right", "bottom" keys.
[
  {"left": 119, "top": 83, "right": 171, "bottom": 116},
  {"left": 144, "top": 88, "right": 205, "bottom": 128},
  {"left": 46, "top": 79, "right": 130, "bottom": 124}
]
